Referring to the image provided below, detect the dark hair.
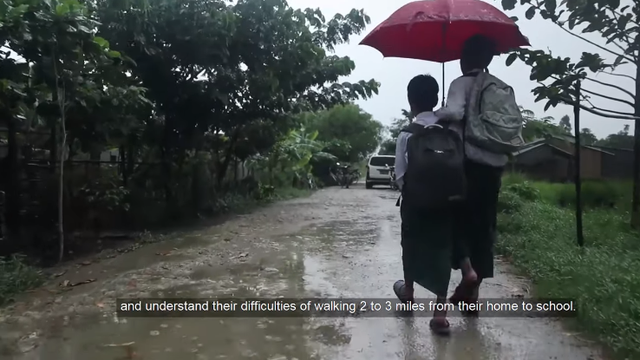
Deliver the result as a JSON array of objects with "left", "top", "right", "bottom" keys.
[
  {"left": 461, "top": 35, "right": 497, "bottom": 71},
  {"left": 407, "top": 74, "right": 439, "bottom": 113}
]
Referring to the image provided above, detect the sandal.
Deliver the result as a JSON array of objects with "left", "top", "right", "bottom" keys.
[
  {"left": 429, "top": 317, "right": 451, "bottom": 336},
  {"left": 393, "top": 280, "right": 414, "bottom": 303}
]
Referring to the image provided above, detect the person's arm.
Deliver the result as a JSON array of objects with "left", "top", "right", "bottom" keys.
[
  {"left": 435, "top": 77, "right": 468, "bottom": 121},
  {"left": 394, "top": 132, "right": 409, "bottom": 191}
]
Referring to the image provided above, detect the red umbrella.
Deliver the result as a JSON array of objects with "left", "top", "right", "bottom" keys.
[{"left": 360, "top": 0, "right": 530, "bottom": 62}]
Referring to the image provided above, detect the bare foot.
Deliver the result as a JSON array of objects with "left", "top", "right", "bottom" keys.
[{"left": 462, "top": 267, "right": 478, "bottom": 284}]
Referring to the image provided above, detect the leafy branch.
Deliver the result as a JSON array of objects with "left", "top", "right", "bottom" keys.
[
  {"left": 505, "top": 48, "right": 639, "bottom": 120},
  {"left": 502, "top": 0, "right": 639, "bottom": 121}
]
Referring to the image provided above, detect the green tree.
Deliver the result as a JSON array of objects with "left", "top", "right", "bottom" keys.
[
  {"left": 0, "top": 0, "right": 139, "bottom": 261},
  {"left": 520, "top": 107, "right": 568, "bottom": 142},
  {"left": 559, "top": 115, "right": 572, "bottom": 132},
  {"left": 0, "top": 0, "right": 384, "bottom": 262},
  {"left": 307, "top": 104, "right": 383, "bottom": 163},
  {"left": 595, "top": 125, "right": 634, "bottom": 149},
  {"left": 580, "top": 128, "right": 598, "bottom": 146},
  {"left": 96, "top": 0, "right": 380, "bottom": 191},
  {"left": 379, "top": 109, "right": 413, "bottom": 155},
  {"left": 501, "top": 0, "right": 640, "bottom": 226}
]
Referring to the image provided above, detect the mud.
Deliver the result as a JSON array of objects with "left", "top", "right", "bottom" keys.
[{"left": 0, "top": 185, "right": 603, "bottom": 360}]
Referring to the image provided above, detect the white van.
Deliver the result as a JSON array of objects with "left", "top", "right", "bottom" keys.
[{"left": 366, "top": 155, "right": 395, "bottom": 189}]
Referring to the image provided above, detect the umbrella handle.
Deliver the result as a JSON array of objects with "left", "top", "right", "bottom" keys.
[
  {"left": 441, "top": 63, "right": 446, "bottom": 107},
  {"left": 440, "top": 22, "right": 447, "bottom": 108}
]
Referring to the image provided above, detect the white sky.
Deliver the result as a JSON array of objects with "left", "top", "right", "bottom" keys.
[{"left": 288, "top": 0, "right": 636, "bottom": 139}]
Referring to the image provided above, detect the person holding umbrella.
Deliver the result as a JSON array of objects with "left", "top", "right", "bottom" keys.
[
  {"left": 361, "top": 0, "right": 529, "bottom": 323},
  {"left": 437, "top": 34, "right": 513, "bottom": 314}
]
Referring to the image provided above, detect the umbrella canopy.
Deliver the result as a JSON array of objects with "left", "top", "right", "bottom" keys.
[{"left": 360, "top": 0, "right": 530, "bottom": 62}]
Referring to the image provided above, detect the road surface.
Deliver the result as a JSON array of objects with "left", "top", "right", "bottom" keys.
[{"left": 0, "top": 184, "right": 602, "bottom": 360}]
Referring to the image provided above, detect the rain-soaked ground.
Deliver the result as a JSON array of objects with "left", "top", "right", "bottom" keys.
[{"left": 0, "top": 184, "right": 603, "bottom": 360}]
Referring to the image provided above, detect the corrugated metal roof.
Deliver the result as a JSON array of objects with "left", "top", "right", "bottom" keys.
[
  {"left": 512, "top": 142, "right": 573, "bottom": 157},
  {"left": 512, "top": 142, "right": 546, "bottom": 156},
  {"left": 515, "top": 136, "right": 615, "bottom": 155},
  {"left": 548, "top": 144, "right": 574, "bottom": 157},
  {"left": 584, "top": 145, "right": 614, "bottom": 155},
  {"left": 548, "top": 135, "right": 615, "bottom": 155}
]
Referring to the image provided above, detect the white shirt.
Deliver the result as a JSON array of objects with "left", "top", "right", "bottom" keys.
[
  {"left": 394, "top": 111, "right": 439, "bottom": 191},
  {"left": 435, "top": 71, "right": 509, "bottom": 168}
]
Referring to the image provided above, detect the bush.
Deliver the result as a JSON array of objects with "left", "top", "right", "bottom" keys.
[
  {"left": 0, "top": 255, "right": 43, "bottom": 306},
  {"left": 503, "top": 181, "right": 540, "bottom": 201},
  {"left": 258, "top": 184, "right": 276, "bottom": 199},
  {"left": 497, "top": 202, "right": 640, "bottom": 359},
  {"left": 497, "top": 190, "right": 524, "bottom": 214},
  {"left": 498, "top": 180, "right": 539, "bottom": 214},
  {"left": 505, "top": 179, "right": 629, "bottom": 210}
]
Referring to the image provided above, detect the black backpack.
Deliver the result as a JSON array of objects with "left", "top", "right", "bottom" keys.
[{"left": 399, "top": 122, "right": 466, "bottom": 210}]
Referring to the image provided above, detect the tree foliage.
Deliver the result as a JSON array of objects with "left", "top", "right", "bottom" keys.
[
  {"left": 595, "top": 124, "right": 634, "bottom": 149},
  {"left": 580, "top": 127, "right": 598, "bottom": 146},
  {"left": 379, "top": 109, "right": 413, "bottom": 155},
  {"left": 305, "top": 104, "right": 383, "bottom": 163},
  {"left": 520, "top": 107, "right": 569, "bottom": 142},
  {"left": 502, "top": 0, "right": 637, "bottom": 120},
  {"left": 559, "top": 115, "right": 572, "bottom": 132},
  {"left": 502, "top": 0, "right": 640, "bottom": 227},
  {"left": 0, "top": 0, "right": 383, "bottom": 260}
]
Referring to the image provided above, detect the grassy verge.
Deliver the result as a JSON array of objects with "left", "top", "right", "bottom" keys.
[
  {"left": 497, "top": 174, "right": 640, "bottom": 359},
  {"left": 0, "top": 255, "right": 44, "bottom": 306},
  {"left": 502, "top": 173, "right": 631, "bottom": 210}
]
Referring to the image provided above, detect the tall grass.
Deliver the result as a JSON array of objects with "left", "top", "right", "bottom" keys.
[
  {"left": 0, "top": 255, "right": 43, "bottom": 306},
  {"left": 497, "top": 174, "right": 640, "bottom": 359},
  {"left": 502, "top": 172, "right": 631, "bottom": 210}
]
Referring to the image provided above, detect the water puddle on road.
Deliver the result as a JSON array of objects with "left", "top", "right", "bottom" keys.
[
  {"left": 0, "top": 217, "right": 384, "bottom": 360},
  {"left": 0, "top": 188, "right": 603, "bottom": 360}
]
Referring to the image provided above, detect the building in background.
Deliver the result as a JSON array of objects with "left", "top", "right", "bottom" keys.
[{"left": 509, "top": 135, "right": 630, "bottom": 182}]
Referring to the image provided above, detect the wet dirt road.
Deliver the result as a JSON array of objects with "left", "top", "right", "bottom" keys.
[{"left": 0, "top": 185, "right": 602, "bottom": 360}]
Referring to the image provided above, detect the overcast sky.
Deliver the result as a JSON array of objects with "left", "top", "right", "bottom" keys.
[{"left": 288, "top": 0, "right": 635, "bottom": 139}]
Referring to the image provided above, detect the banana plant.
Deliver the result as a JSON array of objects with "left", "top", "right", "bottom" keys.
[{"left": 247, "top": 126, "right": 335, "bottom": 186}]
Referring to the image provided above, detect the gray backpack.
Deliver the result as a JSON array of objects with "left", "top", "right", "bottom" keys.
[{"left": 465, "top": 72, "right": 525, "bottom": 153}]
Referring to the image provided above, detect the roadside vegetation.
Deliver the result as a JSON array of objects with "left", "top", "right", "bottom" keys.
[
  {"left": 0, "top": 0, "right": 383, "bottom": 303},
  {"left": 497, "top": 173, "right": 640, "bottom": 359},
  {"left": 501, "top": 0, "right": 640, "bottom": 230},
  {"left": 0, "top": 255, "right": 44, "bottom": 306}
]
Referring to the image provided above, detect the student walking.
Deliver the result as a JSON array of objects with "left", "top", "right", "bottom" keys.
[
  {"left": 392, "top": 74, "right": 469, "bottom": 335},
  {"left": 436, "top": 35, "right": 524, "bottom": 313}
]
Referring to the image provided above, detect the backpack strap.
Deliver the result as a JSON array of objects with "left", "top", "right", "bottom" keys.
[
  {"left": 402, "top": 122, "right": 448, "bottom": 134},
  {"left": 462, "top": 70, "right": 482, "bottom": 78},
  {"left": 401, "top": 122, "right": 424, "bottom": 134},
  {"left": 396, "top": 123, "right": 421, "bottom": 208}
]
